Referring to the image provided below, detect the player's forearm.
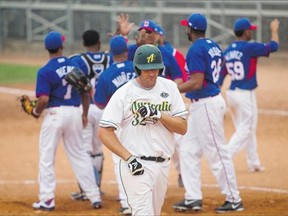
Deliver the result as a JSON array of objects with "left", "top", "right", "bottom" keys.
[
  {"left": 98, "top": 127, "right": 132, "bottom": 161},
  {"left": 178, "top": 73, "right": 204, "bottom": 93},
  {"left": 270, "top": 18, "right": 279, "bottom": 44},
  {"left": 173, "top": 77, "right": 184, "bottom": 85},
  {"left": 271, "top": 31, "right": 279, "bottom": 44},
  {"left": 35, "top": 95, "right": 49, "bottom": 115},
  {"left": 178, "top": 79, "right": 202, "bottom": 93},
  {"left": 159, "top": 114, "right": 187, "bottom": 135}
]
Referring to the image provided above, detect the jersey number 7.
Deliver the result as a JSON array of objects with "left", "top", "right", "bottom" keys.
[{"left": 62, "top": 79, "right": 73, "bottom": 99}]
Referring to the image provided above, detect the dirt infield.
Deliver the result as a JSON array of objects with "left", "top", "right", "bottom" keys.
[{"left": 0, "top": 53, "right": 288, "bottom": 215}]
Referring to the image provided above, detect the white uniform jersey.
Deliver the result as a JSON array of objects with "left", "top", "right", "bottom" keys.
[{"left": 100, "top": 77, "right": 188, "bottom": 158}]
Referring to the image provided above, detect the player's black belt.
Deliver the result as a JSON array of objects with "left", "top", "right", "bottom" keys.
[
  {"left": 190, "top": 93, "right": 219, "bottom": 103},
  {"left": 48, "top": 105, "right": 80, "bottom": 108},
  {"left": 140, "top": 156, "right": 170, "bottom": 162}
]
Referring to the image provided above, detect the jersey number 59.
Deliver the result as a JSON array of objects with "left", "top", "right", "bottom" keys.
[{"left": 225, "top": 61, "right": 245, "bottom": 81}]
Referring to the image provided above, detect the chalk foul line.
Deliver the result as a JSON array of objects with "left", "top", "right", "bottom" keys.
[
  {"left": 258, "top": 108, "right": 288, "bottom": 117},
  {"left": 1, "top": 86, "right": 287, "bottom": 117},
  {"left": 0, "top": 86, "right": 34, "bottom": 96},
  {"left": 202, "top": 183, "right": 288, "bottom": 194},
  {"left": 0, "top": 179, "right": 287, "bottom": 194}
]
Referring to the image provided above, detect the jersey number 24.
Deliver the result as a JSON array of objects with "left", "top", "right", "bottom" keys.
[{"left": 211, "top": 58, "right": 222, "bottom": 83}]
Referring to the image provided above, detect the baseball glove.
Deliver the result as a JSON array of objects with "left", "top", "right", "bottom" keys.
[
  {"left": 18, "top": 95, "right": 39, "bottom": 118},
  {"left": 65, "top": 67, "right": 92, "bottom": 93}
]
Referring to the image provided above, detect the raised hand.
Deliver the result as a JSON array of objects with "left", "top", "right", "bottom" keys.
[
  {"left": 107, "top": 13, "right": 134, "bottom": 38},
  {"left": 270, "top": 18, "right": 279, "bottom": 32}
]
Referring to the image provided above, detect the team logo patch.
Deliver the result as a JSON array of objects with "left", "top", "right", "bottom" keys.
[
  {"left": 144, "top": 20, "right": 149, "bottom": 27},
  {"left": 160, "top": 91, "right": 169, "bottom": 98},
  {"left": 147, "top": 54, "right": 156, "bottom": 63}
]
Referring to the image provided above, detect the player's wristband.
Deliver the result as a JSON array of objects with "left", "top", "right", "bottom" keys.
[
  {"left": 32, "top": 108, "right": 41, "bottom": 118},
  {"left": 126, "top": 155, "right": 135, "bottom": 162}
]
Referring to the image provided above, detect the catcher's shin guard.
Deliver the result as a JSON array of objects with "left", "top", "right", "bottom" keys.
[
  {"left": 93, "top": 166, "right": 101, "bottom": 187},
  {"left": 91, "top": 153, "right": 104, "bottom": 188}
]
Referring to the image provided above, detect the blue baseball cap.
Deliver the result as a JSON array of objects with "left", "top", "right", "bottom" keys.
[
  {"left": 233, "top": 18, "right": 257, "bottom": 31},
  {"left": 155, "top": 24, "right": 165, "bottom": 36},
  {"left": 109, "top": 35, "right": 127, "bottom": 56},
  {"left": 180, "top": 13, "right": 207, "bottom": 31},
  {"left": 44, "top": 31, "right": 65, "bottom": 50},
  {"left": 138, "top": 20, "right": 157, "bottom": 32}
]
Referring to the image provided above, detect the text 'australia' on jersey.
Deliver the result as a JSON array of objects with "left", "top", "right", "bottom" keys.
[
  {"left": 185, "top": 38, "right": 222, "bottom": 99},
  {"left": 36, "top": 57, "right": 82, "bottom": 107},
  {"left": 94, "top": 60, "right": 136, "bottom": 108},
  {"left": 218, "top": 41, "right": 278, "bottom": 90}
]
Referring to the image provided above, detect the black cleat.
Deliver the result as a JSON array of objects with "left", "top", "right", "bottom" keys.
[
  {"left": 173, "top": 199, "right": 202, "bottom": 212},
  {"left": 92, "top": 201, "right": 102, "bottom": 209},
  {"left": 70, "top": 191, "right": 88, "bottom": 201},
  {"left": 215, "top": 201, "right": 244, "bottom": 213},
  {"left": 119, "top": 207, "right": 132, "bottom": 215}
]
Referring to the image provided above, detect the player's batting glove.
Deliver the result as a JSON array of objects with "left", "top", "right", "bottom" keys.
[
  {"left": 127, "top": 156, "right": 144, "bottom": 176},
  {"left": 138, "top": 104, "right": 161, "bottom": 121}
]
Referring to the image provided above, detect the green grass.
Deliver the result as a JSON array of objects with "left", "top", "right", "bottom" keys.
[{"left": 0, "top": 63, "right": 38, "bottom": 84}]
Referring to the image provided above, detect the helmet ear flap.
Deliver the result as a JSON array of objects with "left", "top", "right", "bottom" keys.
[
  {"left": 135, "top": 66, "right": 141, "bottom": 76},
  {"left": 159, "top": 68, "right": 164, "bottom": 76}
]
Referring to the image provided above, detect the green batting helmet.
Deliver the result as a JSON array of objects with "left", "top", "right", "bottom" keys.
[{"left": 133, "top": 44, "right": 164, "bottom": 76}]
